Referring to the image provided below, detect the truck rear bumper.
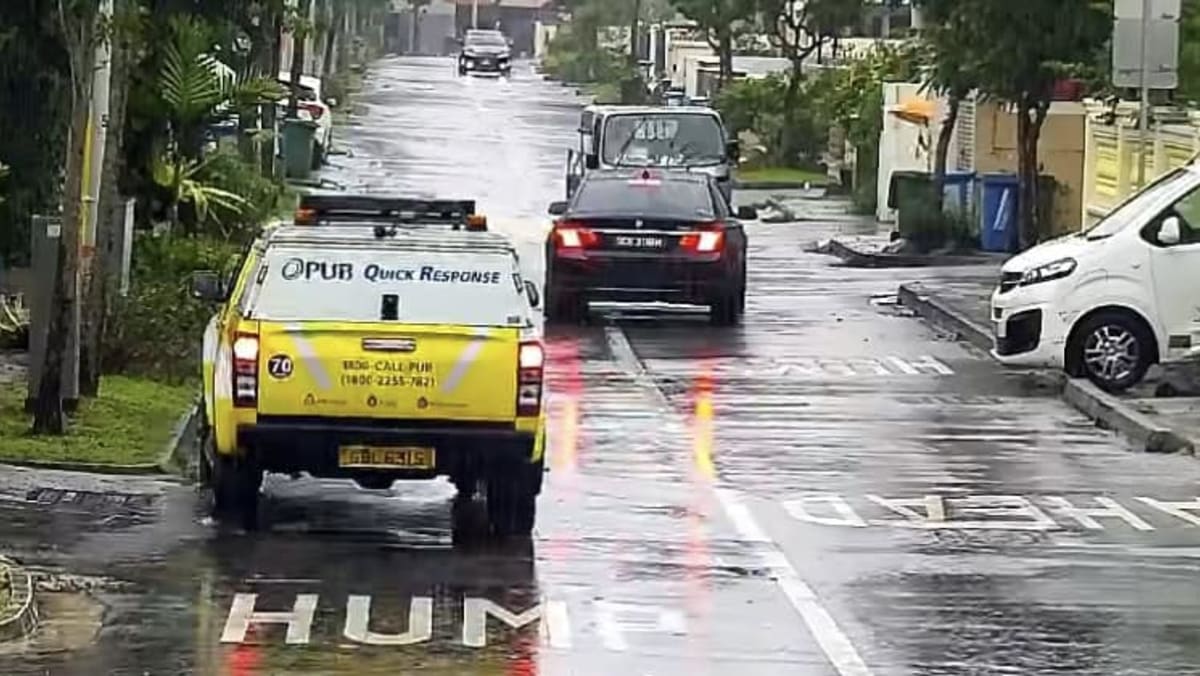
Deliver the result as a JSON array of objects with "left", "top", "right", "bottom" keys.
[{"left": 238, "top": 417, "right": 535, "bottom": 479}]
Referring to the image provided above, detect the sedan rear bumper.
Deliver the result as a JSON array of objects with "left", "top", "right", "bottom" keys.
[{"left": 550, "top": 254, "right": 738, "bottom": 304}]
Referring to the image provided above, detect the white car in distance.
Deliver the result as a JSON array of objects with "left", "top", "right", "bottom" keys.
[{"left": 278, "top": 72, "right": 335, "bottom": 167}]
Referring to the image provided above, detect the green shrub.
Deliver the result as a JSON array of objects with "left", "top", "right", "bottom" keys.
[
  {"left": 195, "top": 150, "right": 289, "bottom": 243},
  {"left": 103, "top": 234, "right": 242, "bottom": 382}
]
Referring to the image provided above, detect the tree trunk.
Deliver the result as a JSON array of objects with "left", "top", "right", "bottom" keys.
[
  {"left": 260, "top": 14, "right": 282, "bottom": 178},
  {"left": 80, "top": 0, "right": 132, "bottom": 397},
  {"left": 1016, "top": 98, "right": 1047, "bottom": 250},
  {"left": 779, "top": 63, "right": 803, "bottom": 166},
  {"left": 34, "top": 9, "right": 95, "bottom": 434},
  {"left": 932, "top": 93, "right": 960, "bottom": 198},
  {"left": 323, "top": 0, "right": 342, "bottom": 79},
  {"left": 628, "top": 0, "right": 641, "bottom": 68},
  {"left": 287, "top": 0, "right": 312, "bottom": 119},
  {"left": 718, "top": 29, "right": 733, "bottom": 85}
]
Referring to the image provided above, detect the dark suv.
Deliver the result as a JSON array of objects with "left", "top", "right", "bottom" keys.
[
  {"left": 543, "top": 169, "right": 756, "bottom": 326},
  {"left": 458, "top": 29, "right": 512, "bottom": 77}
]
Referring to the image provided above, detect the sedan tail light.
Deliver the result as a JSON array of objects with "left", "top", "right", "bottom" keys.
[
  {"left": 516, "top": 341, "right": 544, "bottom": 416},
  {"left": 232, "top": 333, "right": 260, "bottom": 408},
  {"left": 552, "top": 221, "right": 600, "bottom": 252},
  {"left": 680, "top": 223, "right": 725, "bottom": 254},
  {"left": 301, "top": 103, "right": 325, "bottom": 120}
]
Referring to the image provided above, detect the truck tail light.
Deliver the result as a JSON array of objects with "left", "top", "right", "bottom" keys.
[
  {"left": 680, "top": 224, "right": 725, "bottom": 254},
  {"left": 232, "top": 333, "right": 260, "bottom": 408},
  {"left": 552, "top": 221, "right": 600, "bottom": 253},
  {"left": 517, "top": 341, "right": 544, "bottom": 416}
]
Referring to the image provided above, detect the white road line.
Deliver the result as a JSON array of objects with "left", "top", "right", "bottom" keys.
[
  {"left": 716, "top": 489, "right": 873, "bottom": 676},
  {"left": 605, "top": 322, "right": 874, "bottom": 676}
]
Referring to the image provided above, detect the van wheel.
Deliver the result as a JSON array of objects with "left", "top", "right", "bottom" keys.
[
  {"left": 485, "top": 460, "right": 541, "bottom": 537},
  {"left": 1071, "top": 311, "right": 1153, "bottom": 393},
  {"left": 212, "top": 453, "right": 263, "bottom": 530}
]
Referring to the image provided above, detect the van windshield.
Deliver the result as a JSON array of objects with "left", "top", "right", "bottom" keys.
[
  {"left": 246, "top": 246, "right": 528, "bottom": 327},
  {"left": 1083, "top": 168, "right": 1196, "bottom": 240},
  {"left": 602, "top": 114, "right": 725, "bottom": 167}
]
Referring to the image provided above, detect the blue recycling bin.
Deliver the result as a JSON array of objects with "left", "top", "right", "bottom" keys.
[
  {"left": 979, "top": 173, "right": 1020, "bottom": 253},
  {"left": 941, "top": 171, "right": 975, "bottom": 217}
]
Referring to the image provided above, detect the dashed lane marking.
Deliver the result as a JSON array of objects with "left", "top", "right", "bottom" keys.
[{"left": 604, "top": 324, "right": 874, "bottom": 676}]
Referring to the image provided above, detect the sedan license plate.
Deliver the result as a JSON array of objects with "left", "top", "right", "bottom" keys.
[
  {"left": 338, "top": 446, "right": 436, "bottom": 469},
  {"left": 612, "top": 235, "right": 666, "bottom": 249}
]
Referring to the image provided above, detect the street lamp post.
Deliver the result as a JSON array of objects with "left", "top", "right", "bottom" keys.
[{"left": 472, "top": 0, "right": 479, "bottom": 29}]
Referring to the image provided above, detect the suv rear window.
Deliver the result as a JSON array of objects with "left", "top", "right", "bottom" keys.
[
  {"left": 571, "top": 178, "right": 715, "bottom": 220},
  {"left": 245, "top": 246, "right": 528, "bottom": 327}
]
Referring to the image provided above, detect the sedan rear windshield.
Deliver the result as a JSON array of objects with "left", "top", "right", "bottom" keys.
[
  {"left": 245, "top": 246, "right": 528, "bottom": 327},
  {"left": 571, "top": 178, "right": 716, "bottom": 220}
]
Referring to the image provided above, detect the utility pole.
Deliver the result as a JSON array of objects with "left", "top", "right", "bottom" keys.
[
  {"left": 472, "top": 0, "right": 479, "bottom": 29},
  {"left": 1136, "top": 0, "right": 1151, "bottom": 189}
]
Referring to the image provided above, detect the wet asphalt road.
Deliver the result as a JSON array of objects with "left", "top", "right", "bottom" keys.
[{"left": 5, "top": 57, "right": 1200, "bottom": 675}]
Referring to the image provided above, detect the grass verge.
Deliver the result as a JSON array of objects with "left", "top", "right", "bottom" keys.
[
  {"left": 0, "top": 376, "right": 195, "bottom": 466},
  {"left": 738, "top": 166, "right": 829, "bottom": 185}
]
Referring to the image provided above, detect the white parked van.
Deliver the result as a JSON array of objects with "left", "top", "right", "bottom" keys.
[{"left": 991, "top": 164, "right": 1200, "bottom": 391}]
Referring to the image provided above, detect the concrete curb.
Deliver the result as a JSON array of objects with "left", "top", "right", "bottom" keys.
[
  {"left": 899, "top": 282, "right": 1199, "bottom": 456},
  {"left": 1062, "top": 378, "right": 1197, "bottom": 455},
  {"left": 828, "top": 239, "right": 1003, "bottom": 268},
  {"left": 0, "top": 558, "right": 39, "bottom": 642},
  {"left": 897, "top": 283, "right": 993, "bottom": 352},
  {"left": 0, "top": 397, "right": 201, "bottom": 477}
]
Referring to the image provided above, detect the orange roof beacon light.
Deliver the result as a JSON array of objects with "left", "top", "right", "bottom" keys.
[
  {"left": 294, "top": 207, "right": 317, "bottom": 225},
  {"left": 466, "top": 214, "right": 488, "bottom": 231}
]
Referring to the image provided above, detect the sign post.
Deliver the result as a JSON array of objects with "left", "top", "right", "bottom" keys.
[{"left": 1112, "top": 0, "right": 1181, "bottom": 189}]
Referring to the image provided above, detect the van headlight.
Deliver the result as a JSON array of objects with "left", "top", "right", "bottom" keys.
[{"left": 1019, "top": 258, "right": 1076, "bottom": 286}]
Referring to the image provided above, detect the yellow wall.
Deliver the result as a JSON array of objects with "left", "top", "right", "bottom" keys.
[{"left": 972, "top": 101, "right": 1086, "bottom": 235}]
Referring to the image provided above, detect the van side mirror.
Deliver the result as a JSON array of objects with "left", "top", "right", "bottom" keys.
[
  {"left": 1160, "top": 216, "right": 1183, "bottom": 246},
  {"left": 191, "top": 270, "right": 225, "bottom": 302},
  {"left": 736, "top": 205, "right": 758, "bottom": 220},
  {"left": 584, "top": 154, "right": 600, "bottom": 170},
  {"left": 726, "top": 139, "right": 740, "bottom": 161},
  {"left": 548, "top": 201, "right": 569, "bottom": 216},
  {"left": 524, "top": 280, "right": 541, "bottom": 308}
]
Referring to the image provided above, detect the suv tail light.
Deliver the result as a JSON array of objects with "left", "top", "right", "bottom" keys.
[
  {"left": 517, "top": 341, "right": 544, "bottom": 416},
  {"left": 302, "top": 103, "right": 325, "bottom": 120},
  {"left": 232, "top": 333, "right": 260, "bottom": 408},
  {"left": 552, "top": 221, "right": 600, "bottom": 254},
  {"left": 680, "top": 224, "right": 725, "bottom": 254}
]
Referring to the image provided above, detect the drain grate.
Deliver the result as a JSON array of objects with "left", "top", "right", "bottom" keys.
[{"left": 25, "top": 488, "right": 156, "bottom": 512}]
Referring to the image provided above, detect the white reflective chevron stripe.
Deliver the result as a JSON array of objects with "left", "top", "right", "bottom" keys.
[
  {"left": 440, "top": 328, "right": 491, "bottom": 394},
  {"left": 214, "top": 342, "right": 233, "bottom": 401},
  {"left": 284, "top": 324, "right": 332, "bottom": 391},
  {"left": 202, "top": 316, "right": 218, "bottom": 368}
]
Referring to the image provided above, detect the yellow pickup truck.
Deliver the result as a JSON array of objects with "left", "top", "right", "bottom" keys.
[{"left": 191, "top": 195, "right": 546, "bottom": 536}]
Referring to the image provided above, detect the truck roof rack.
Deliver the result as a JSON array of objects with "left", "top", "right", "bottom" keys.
[{"left": 295, "top": 194, "right": 478, "bottom": 229}]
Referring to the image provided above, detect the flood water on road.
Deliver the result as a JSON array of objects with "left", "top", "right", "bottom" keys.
[{"left": 4, "top": 57, "right": 1200, "bottom": 676}]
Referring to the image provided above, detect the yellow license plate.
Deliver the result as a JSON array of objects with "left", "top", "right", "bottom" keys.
[{"left": 338, "top": 446, "right": 436, "bottom": 469}]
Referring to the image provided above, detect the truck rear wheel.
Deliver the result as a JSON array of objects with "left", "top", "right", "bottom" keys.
[
  {"left": 212, "top": 452, "right": 263, "bottom": 530},
  {"left": 485, "top": 460, "right": 542, "bottom": 537}
]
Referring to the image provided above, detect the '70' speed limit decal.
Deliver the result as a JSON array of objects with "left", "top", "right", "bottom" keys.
[{"left": 267, "top": 354, "right": 294, "bottom": 380}]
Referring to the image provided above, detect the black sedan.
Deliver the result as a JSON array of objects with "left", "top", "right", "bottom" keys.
[
  {"left": 543, "top": 169, "right": 755, "bottom": 326},
  {"left": 457, "top": 29, "right": 512, "bottom": 76}
]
